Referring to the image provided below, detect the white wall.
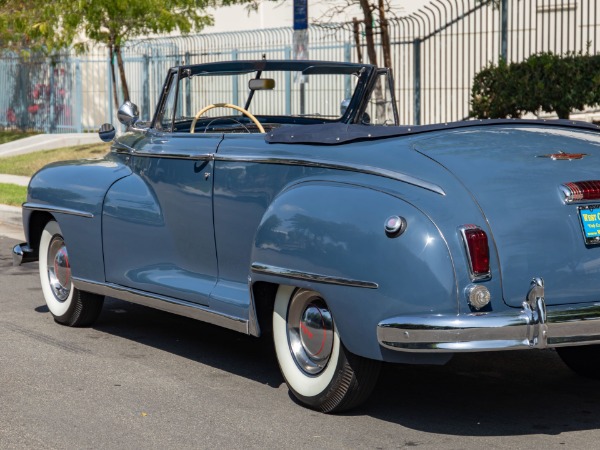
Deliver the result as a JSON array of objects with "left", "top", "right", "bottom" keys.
[{"left": 205, "top": 1, "right": 429, "bottom": 33}]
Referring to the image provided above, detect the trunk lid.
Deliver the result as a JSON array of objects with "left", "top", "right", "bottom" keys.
[{"left": 415, "top": 124, "right": 600, "bottom": 307}]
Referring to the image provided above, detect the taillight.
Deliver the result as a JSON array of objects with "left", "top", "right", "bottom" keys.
[
  {"left": 561, "top": 181, "right": 600, "bottom": 203},
  {"left": 459, "top": 225, "right": 491, "bottom": 280}
]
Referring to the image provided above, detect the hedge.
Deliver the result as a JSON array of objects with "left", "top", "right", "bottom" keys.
[{"left": 470, "top": 52, "right": 600, "bottom": 120}]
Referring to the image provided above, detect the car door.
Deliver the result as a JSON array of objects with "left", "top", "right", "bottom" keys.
[
  {"left": 101, "top": 133, "right": 221, "bottom": 306},
  {"left": 102, "top": 71, "right": 220, "bottom": 306}
]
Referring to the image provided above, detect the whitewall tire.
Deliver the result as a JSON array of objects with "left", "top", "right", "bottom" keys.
[
  {"left": 273, "top": 285, "right": 380, "bottom": 413},
  {"left": 39, "top": 220, "right": 104, "bottom": 327}
]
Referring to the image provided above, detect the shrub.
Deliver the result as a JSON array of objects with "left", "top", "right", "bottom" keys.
[{"left": 471, "top": 52, "right": 600, "bottom": 120}]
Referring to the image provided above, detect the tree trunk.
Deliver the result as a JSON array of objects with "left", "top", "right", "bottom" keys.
[
  {"left": 115, "top": 45, "right": 130, "bottom": 103},
  {"left": 358, "top": 0, "right": 385, "bottom": 122},
  {"left": 378, "top": 0, "right": 392, "bottom": 70},
  {"left": 352, "top": 17, "right": 363, "bottom": 63},
  {"left": 108, "top": 44, "right": 119, "bottom": 110},
  {"left": 358, "top": 0, "right": 378, "bottom": 67}
]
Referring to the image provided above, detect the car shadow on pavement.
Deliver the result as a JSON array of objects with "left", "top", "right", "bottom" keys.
[
  {"left": 93, "top": 296, "right": 600, "bottom": 436},
  {"left": 93, "top": 296, "right": 284, "bottom": 388},
  {"left": 354, "top": 349, "right": 600, "bottom": 436}
]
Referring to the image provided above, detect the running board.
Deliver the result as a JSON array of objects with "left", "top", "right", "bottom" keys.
[{"left": 73, "top": 278, "right": 251, "bottom": 335}]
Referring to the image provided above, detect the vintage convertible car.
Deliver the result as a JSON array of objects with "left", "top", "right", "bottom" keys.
[{"left": 12, "top": 59, "right": 600, "bottom": 412}]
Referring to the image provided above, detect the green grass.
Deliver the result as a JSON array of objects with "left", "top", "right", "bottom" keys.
[
  {"left": 0, "top": 183, "right": 27, "bottom": 206},
  {"left": 0, "top": 130, "right": 39, "bottom": 145},
  {"left": 0, "top": 143, "right": 110, "bottom": 177}
]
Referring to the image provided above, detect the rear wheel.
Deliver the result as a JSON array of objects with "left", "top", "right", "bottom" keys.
[
  {"left": 39, "top": 221, "right": 104, "bottom": 327},
  {"left": 273, "top": 286, "right": 380, "bottom": 413},
  {"left": 556, "top": 345, "right": 600, "bottom": 379}
]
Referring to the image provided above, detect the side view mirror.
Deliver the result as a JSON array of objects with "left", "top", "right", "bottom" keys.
[
  {"left": 98, "top": 123, "right": 116, "bottom": 142},
  {"left": 117, "top": 101, "right": 139, "bottom": 127}
]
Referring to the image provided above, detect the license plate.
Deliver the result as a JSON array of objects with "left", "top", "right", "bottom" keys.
[{"left": 579, "top": 205, "right": 600, "bottom": 245}]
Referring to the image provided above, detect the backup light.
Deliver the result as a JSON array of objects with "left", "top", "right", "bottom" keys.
[
  {"left": 459, "top": 225, "right": 491, "bottom": 280},
  {"left": 561, "top": 180, "right": 600, "bottom": 203},
  {"left": 465, "top": 284, "right": 491, "bottom": 310}
]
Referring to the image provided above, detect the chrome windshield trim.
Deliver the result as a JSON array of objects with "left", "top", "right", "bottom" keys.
[
  {"left": 22, "top": 203, "right": 94, "bottom": 219},
  {"left": 216, "top": 155, "right": 445, "bottom": 196},
  {"left": 251, "top": 263, "right": 379, "bottom": 289},
  {"left": 72, "top": 278, "right": 249, "bottom": 334}
]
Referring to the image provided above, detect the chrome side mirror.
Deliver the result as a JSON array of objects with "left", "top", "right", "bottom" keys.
[
  {"left": 117, "top": 101, "right": 139, "bottom": 127},
  {"left": 98, "top": 123, "right": 116, "bottom": 142}
]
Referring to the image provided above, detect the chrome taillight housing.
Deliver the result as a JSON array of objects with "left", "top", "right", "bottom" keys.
[
  {"left": 561, "top": 180, "right": 600, "bottom": 204},
  {"left": 459, "top": 224, "right": 491, "bottom": 281}
]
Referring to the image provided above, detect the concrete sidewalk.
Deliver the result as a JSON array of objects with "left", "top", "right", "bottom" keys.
[
  {"left": 0, "top": 174, "right": 30, "bottom": 186},
  {"left": 0, "top": 133, "right": 101, "bottom": 158}
]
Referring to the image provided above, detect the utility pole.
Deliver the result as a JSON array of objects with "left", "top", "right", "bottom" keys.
[{"left": 293, "top": 0, "right": 308, "bottom": 115}]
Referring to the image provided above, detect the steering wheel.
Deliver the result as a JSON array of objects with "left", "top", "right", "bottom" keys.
[{"left": 190, "top": 103, "right": 265, "bottom": 134}]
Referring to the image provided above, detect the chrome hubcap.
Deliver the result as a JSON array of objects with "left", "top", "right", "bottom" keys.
[
  {"left": 47, "top": 236, "right": 71, "bottom": 302},
  {"left": 287, "top": 289, "right": 334, "bottom": 375}
]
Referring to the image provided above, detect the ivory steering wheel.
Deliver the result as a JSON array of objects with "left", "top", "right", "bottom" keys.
[{"left": 190, "top": 103, "right": 265, "bottom": 134}]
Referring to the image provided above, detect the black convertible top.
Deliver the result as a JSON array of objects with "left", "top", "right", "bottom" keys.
[{"left": 265, "top": 119, "right": 600, "bottom": 145}]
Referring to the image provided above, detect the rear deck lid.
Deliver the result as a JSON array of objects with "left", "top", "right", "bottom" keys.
[{"left": 415, "top": 124, "right": 600, "bottom": 307}]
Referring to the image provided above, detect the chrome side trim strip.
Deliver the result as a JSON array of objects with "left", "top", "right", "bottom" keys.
[
  {"left": 126, "top": 151, "right": 214, "bottom": 160},
  {"left": 72, "top": 278, "right": 249, "bottom": 334},
  {"left": 251, "top": 263, "right": 378, "bottom": 289},
  {"left": 216, "top": 155, "right": 445, "bottom": 196},
  {"left": 22, "top": 202, "right": 94, "bottom": 218},
  {"left": 109, "top": 148, "right": 445, "bottom": 195}
]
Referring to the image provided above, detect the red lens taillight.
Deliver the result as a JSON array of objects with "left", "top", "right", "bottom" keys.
[
  {"left": 460, "top": 225, "right": 490, "bottom": 279},
  {"left": 562, "top": 181, "right": 600, "bottom": 203}
]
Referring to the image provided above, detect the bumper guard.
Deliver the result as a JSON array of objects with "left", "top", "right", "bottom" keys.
[{"left": 12, "top": 243, "right": 38, "bottom": 266}]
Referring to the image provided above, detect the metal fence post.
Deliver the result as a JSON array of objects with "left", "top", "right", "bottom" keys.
[
  {"left": 75, "top": 59, "right": 83, "bottom": 133},
  {"left": 232, "top": 49, "right": 239, "bottom": 105},
  {"left": 285, "top": 46, "right": 291, "bottom": 115},
  {"left": 142, "top": 55, "right": 150, "bottom": 120},
  {"left": 501, "top": 0, "right": 508, "bottom": 61},
  {"left": 48, "top": 60, "right": 55, "bottom": 133},
  {"left": 185, "top": 52, "right": 191, "bottom": 117},
  {"left": 107, "top": 55, "right": 114, "bottom": 124},
  {"left": 413, "top": 38, "right": 421, "bottom": 126}
]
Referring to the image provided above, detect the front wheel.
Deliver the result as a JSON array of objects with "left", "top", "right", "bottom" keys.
[
  {"left": 273, "top": 286, "right": 380, "bottom": 413},
  {"left": 39, "top": 220, "right": 104, "bottom": 327}
]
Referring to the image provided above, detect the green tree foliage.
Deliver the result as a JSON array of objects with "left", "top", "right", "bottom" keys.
[
  {"left": 0, "top": 0, "right": 260, "bottom": 108},
  {"left": 471, "top": 52, "right": 600, "bottom": 120}
]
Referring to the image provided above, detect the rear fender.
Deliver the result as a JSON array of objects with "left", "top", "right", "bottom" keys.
[{"left": 250, "top": 181, "right": 457, "bottom": 361}]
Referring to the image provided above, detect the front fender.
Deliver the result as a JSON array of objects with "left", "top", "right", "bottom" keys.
[
  {"left": 25, "top": 154, "right": 131, "bottom": 282},
  {"left": 251, "top": 181, "right": 457, "bottom": 361}
]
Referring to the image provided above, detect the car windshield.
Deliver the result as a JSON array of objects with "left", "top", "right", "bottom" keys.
[{"left": 155, "top": 62, "right": 374, "bottom": 133}]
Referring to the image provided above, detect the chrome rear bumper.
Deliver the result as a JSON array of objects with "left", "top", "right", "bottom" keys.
[{"left": 377, "top": 278, "right": 600, "bottom": 352}]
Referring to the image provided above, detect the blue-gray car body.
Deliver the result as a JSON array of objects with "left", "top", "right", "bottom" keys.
[{"left": 14, "top": 60, "right": 600, "bottom": 406}]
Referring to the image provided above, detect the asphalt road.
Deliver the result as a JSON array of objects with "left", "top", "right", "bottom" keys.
[{"left": 2, "top": 235, "right": 600, "bottom": 449}]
